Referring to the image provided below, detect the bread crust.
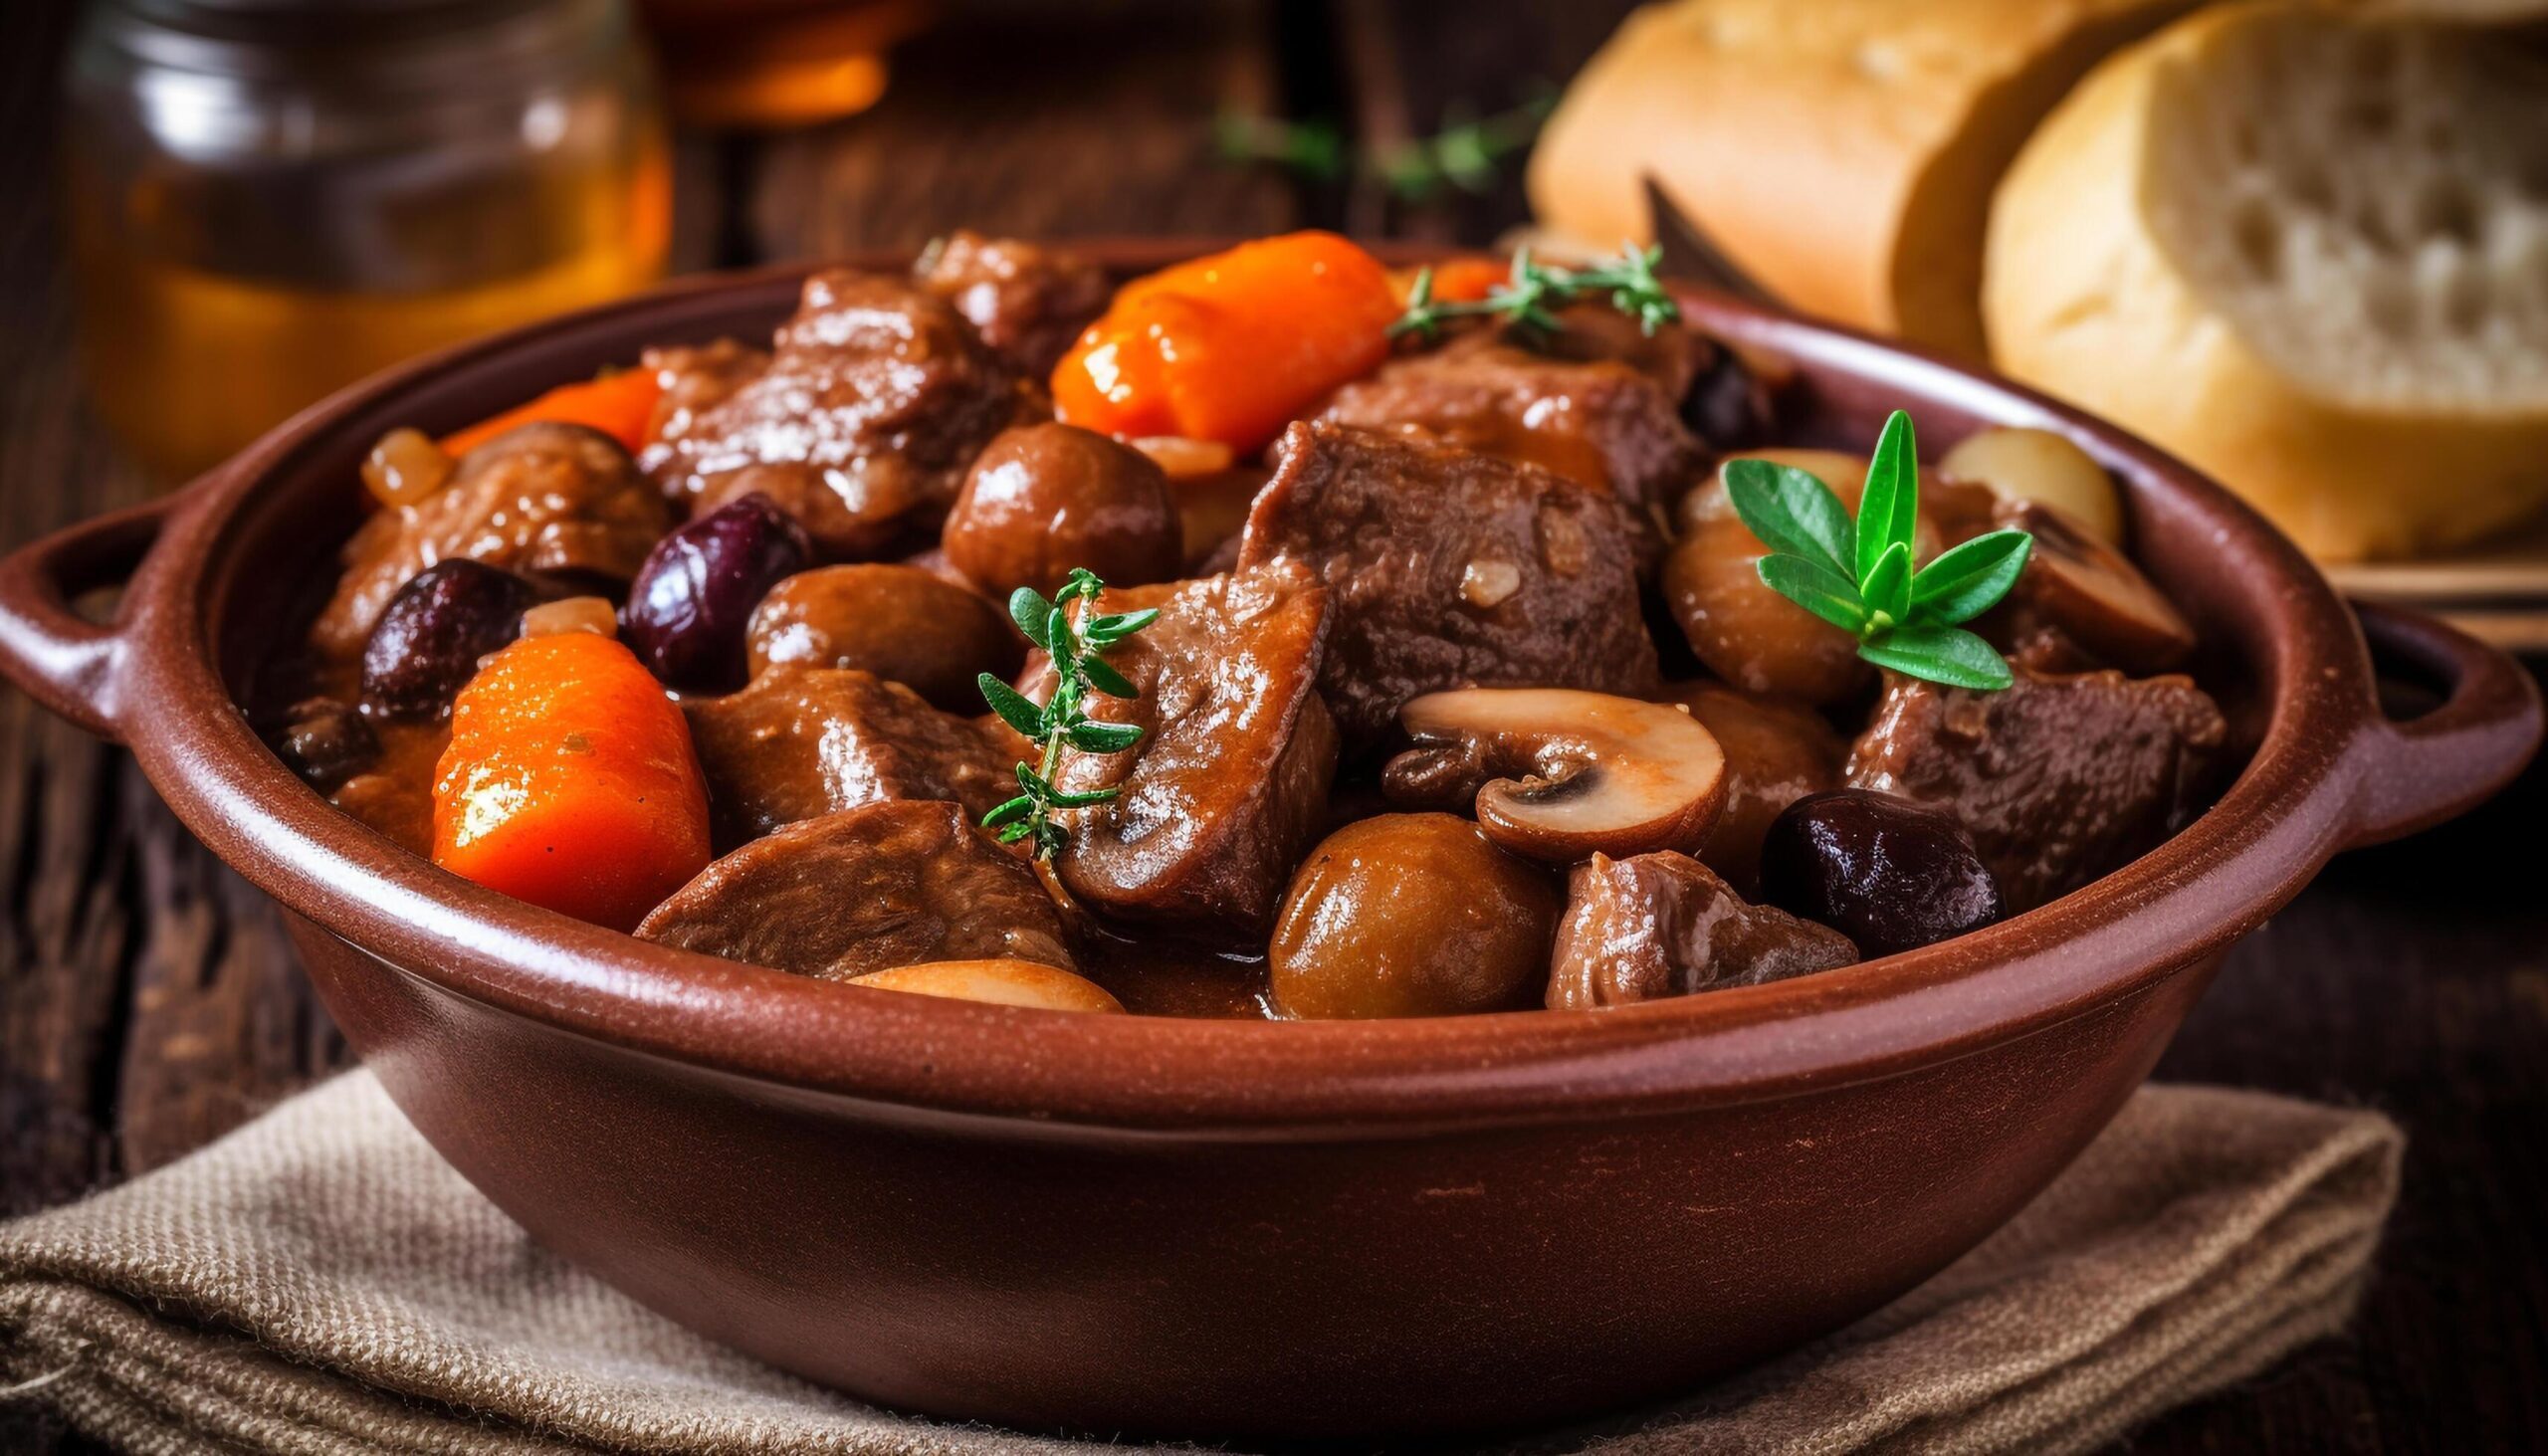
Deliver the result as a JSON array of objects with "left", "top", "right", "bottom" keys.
[
  {"left": 1983, "top": 1, "right": 2548, "bottom": 560},
  {"left": 1528, "top": 0, "right": 2197, "bottom": 358}
]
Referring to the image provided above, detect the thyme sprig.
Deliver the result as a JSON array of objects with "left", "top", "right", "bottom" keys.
[
  {"left": 978, "top": 569, "right": 1160, "bottom": 860},
  {"left": 1727, "top": 410, "right": 2034, "bottom": 691},
  {"left": 1213, "top": 92, "right": 1555, "bottom": 202},
  {"left": 1388, "top": 243, "right": 1680, "bottom": 342}
]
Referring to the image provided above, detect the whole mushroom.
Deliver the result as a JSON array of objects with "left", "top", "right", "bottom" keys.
[{"left": 1381, "top": 688, "right": 1728, "bottom": 863}]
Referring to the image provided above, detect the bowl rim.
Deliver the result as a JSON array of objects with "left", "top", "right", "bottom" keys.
[{"left": 107, "top": 239, "right": 2392, "bottom": 1133}]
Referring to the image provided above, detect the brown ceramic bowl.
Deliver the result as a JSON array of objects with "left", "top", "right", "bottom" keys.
[{"left": 2, "top": 242, "right": 2537, "bottom": 1439}]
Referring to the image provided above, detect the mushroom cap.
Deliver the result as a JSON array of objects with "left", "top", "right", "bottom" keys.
[
  {"left": 1389, "top": 688, "right": 1729, "bottom": 864},
  {"left": 2002, "top": 498, "right": 2194, "bottom": 673},
  {"left": 846, "top": 959, "right": 1127, "bottom": 1014}
]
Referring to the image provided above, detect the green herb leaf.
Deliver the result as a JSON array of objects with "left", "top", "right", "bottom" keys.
[
  {"left": 1007, "top": 588, "right": 1053, "bottom": 651},
  {"left": 1085, "top": 607, "right": 1161, "bottom": 644},
  {"left": 1066, "top": 719, "right": 1145, "bottom": 753},
  {"left": 1388, "top": 242, "right": 1678, "bottom": 346},
  {"left": 1756, "top": 555, "right": 1868, "bottom": 634},
  {"left": 976, "top": 568, "right": 1162, "bottom": 860},
  {"left": 1861, "top": 540, "right": 1913, "bottom": 629},
  {"left": 1724, "top": 459, "right": 1856, "bottom": 579},
  {"left": 1855, "top": 410, "right": 1920, "bottom": 583},
  {"left": 978, "top": 675, "right": 1045, "bottom": 737},
  {"left": 1910, "top": 529, "right": 2032, "bottom": 625},
  {"left": 1079, "top": 655, "right": 1137, "bottom": 699},
  {"left": 1856, "top": 624, "right": 2014, "bottom": 690},
  {"left": 1046, "top": 784, "right": 1125, "bottom": 810}
]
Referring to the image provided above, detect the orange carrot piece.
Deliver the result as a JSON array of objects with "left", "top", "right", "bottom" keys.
[
  {"left": 1051, "top": 232, "right": 1400, "bottom": 455},
  {"left": 1416, "top": 256, "right": 1506, "bottom": 306},
  {"left": 432, "top": 632, "right": 711, "bottom": 931},
  {"left": 438, "top": 368, "right": 663, "bottom": 458}
]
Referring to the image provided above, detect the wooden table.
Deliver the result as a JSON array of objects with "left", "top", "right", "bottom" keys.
[{"left": 4, "top": 2, "right": 2542, "bottom": 1450}]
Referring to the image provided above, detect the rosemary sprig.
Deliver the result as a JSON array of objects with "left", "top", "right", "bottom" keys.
[
  {"left": 977, "top": 569, "right": 1161, "bottom": 860},
  {"left": 1388, "top": 242, "right": 1681, "bottom": 342},
  {"left": 1727, "top": 410, "right": 2034, "bottom": 691}
]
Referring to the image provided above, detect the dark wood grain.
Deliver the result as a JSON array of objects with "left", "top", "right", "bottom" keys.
[{"left": 2, "top": 1, "right": 2542, "bottom": 1452}]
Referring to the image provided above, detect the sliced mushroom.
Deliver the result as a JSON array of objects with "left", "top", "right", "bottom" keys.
[
  {"left": 1381, "top": 688, "right": 1727, "bottom": 863},
  {"left": 845, "top": 959, "right": 1126, "bottom": 1014},
  {"left": 1995, "top": 497, "right": 2195, "bottom": 674},
  {"left": 1939, "top": 427, "right": 2124, "bottom": 547}
]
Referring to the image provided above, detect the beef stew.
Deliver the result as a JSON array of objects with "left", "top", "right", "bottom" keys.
[{"left": 269, "top": 233, "right": 2232, "bottom": 1019}]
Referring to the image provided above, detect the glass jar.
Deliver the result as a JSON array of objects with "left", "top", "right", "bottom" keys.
[{"left": 62, "top": 0, "right": 671, "bottom": 481}]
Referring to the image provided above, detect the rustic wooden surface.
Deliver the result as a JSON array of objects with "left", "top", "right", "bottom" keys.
[{"left": 3, "top": 1, "right": 2543, "bottom": 1451}]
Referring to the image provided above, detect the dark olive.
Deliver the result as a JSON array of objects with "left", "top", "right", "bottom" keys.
[
  {"left": 1758, "top": 788, "right": 2005, "bottom": 955},
  {"left": 943, "top": 423, "right": 1180, "bottom": 599},
  {"left": 359, "top": 559, "right": 537, "bottom": 720},
  {"left": 1268, "top": 813, "right": 1561, "bottom": 1019},
  {"left": 623, "top": 493, "right": 813, "bottom": 692},
  {"left": 275, "top": 696, "right": 378, "bottom": 787}
]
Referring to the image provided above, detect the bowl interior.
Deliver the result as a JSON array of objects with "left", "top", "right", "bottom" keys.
[{"left": 142, "top": 245, "right": 2368, "bottom": 1130}]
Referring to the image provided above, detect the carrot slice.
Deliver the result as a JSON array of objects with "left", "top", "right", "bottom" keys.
[
  {"left": 439, "top": 368, "right": 663, "bottom": 458},
  {"left": 432, "top": 632, "right": 711, "bottom": 931},
  {"left": 1415, "top": 256, "right": 1506, "bottom": 306},
  {"left": 1051, "top": 232, "right": 1400, "bottom": 455}
]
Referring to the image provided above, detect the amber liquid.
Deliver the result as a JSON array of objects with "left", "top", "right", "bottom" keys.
[{"left": 69, "top": 142, "right": 671, "bottom": 483}]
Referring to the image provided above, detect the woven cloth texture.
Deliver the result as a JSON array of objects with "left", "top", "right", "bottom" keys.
[{"left": 0, "top": 1072, "right": 2400, "bottom": 1455}]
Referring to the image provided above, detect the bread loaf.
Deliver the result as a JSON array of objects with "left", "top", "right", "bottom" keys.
[
  {"left": 1527, "top": 0, "right": 2200, "bottom": 359},
  {"left": 1984, "top": 1, "right": 2548, "bottom": 559}
]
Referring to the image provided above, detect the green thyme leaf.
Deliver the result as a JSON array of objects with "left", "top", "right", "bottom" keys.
[
  {"left": 1910, "top": 529, "right": 2032, "bottom": 625},
  {"left": 1388, "top": 242, "right": 1679, "bottom": 345},
  {"left": 1007, "top": 588, "right": 1053, "bottom": 650},
  {"left": 1046, "top": 784, "right": 1125, "bottom": 810},
  {"left": 1724, "top": 459, "right": 1856, "bottom": 579},
  {"left": 1756, "top": 555, "right": 1867, "bottom": 634},
  {"left": 979, "top": 675, "right": 1045, "bottom": 737},
  {"left": 1079, "top": 655, "right": 1137, "bottom": 699},
  {"left": 1861, "top": 540, "right": 1913, "bottom": 629},
  {"left": 1085, "top": 607, "right": 1161, "bottom": 644},
  {"left": 977, "top": 568, "right": 1161, "bottom": 860},
  {"left": 1856, "top": 624, "right": 2014, "bottom": 690},
  {"left": 1066, "top": 719, "right": 1145, "bottom": 754},
  {"left": 1855, "top": 410, "right": 1920, "bottom": 582}
]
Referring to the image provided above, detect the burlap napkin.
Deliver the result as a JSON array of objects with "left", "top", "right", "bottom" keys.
[{"left": 0, "top": 1072, "right": 2400, "bottom": 1456}]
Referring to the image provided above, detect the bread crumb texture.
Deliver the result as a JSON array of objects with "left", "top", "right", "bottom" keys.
[{"left": 2145, "top": 10, "right": 2548, "bottom": 409}]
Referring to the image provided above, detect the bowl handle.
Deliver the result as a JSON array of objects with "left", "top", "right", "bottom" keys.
[
  {"left": 0, "top": 495, "right": 185, "bottom": 744},
  {"left": 2344, "top": 599, "right": 2543, "bottom": 849}
]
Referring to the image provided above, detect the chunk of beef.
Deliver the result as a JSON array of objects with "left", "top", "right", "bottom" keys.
[
  {"left": 314, "top": 423, "right": 669, "bottom": 657},
  {"left": 683, "top": 667, "right": 1013, "bottom": 848},
  {"left": 1236, "top": 423, "right": 1657, "bottom": 749},
  {"left": 636, "top": 801, "right": 1073, "bottom": 979},
  {"left": 1025, "top": 563, "right": 1338, "bottom": 935},
  {"left": 646, "top": 271, "right": 1040, "bottom": 559},
  {"left": 638, "top": 338, "right": 770, "bottom": 461},
  {"left": 914, "top": 230, "right": 1113, "bottom": 377},
  {"left": 1316, "top": 328, "right": 1700, "bottom": 520},
  {"left": 1846, "top": 664, "right": 2227, "bottom": 912},
  {"left": 1547, "top": 851, "right": 1858, "bottom": 1010}
]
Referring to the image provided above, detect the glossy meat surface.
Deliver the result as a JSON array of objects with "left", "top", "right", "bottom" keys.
[
  {"left": 1237, "top": 422, "right": 1657, "bottom": 749},
  {"left": 1316, "top": 328, "right": 1699, "bottom": 518},
  {"left": 638, "top": 338, "right": 771, "bottom": 459},
  {"left": 315, "top": 423, "right": 670, "bottom": 656},
  {"left": 913, "top": 230, "right": 1113, "bottom": 377},
  {"left": 683, "top": 667, "right": 1014, "bottom": 848},
  {"left": 1547, "top": 851, "right": 1857, "bottom": 1010},
  {"left": 635, "top": 800, "right": 1073, "bottom": 979},
  {"left": 645, "top": 271, "right": 1038, "bottom": 558},
  {"left": 1033, "top": 564, "right": 1339, "bottom": 935},
  {"left": 1847, "top": 664, "right": 2227, "bottom": 912}
]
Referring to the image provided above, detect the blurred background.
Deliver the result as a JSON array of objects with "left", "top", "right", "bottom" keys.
[{"left": 4, "top": 2, "right": 2545, "bottom": 1452}]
